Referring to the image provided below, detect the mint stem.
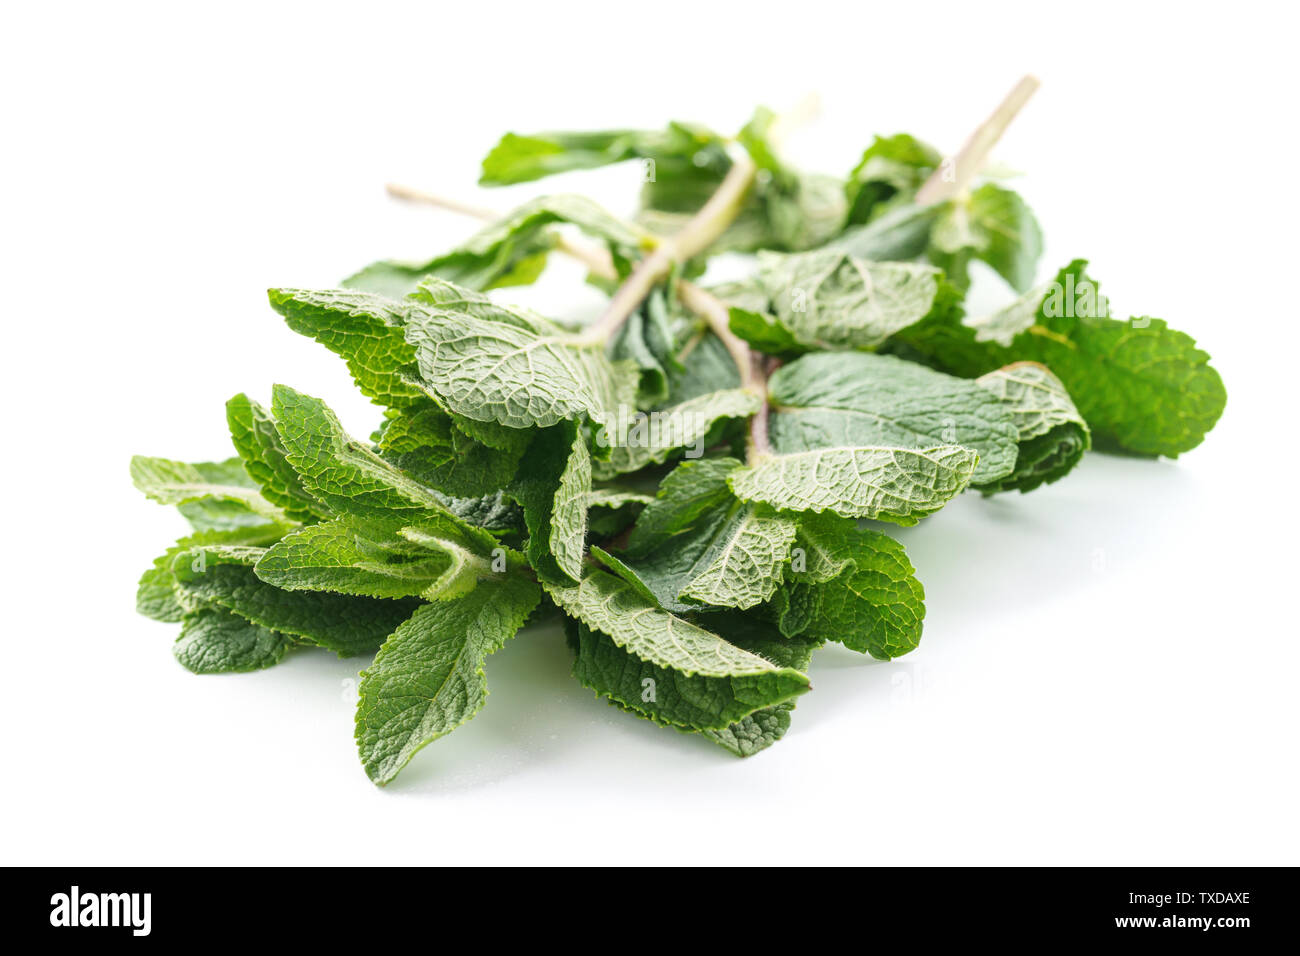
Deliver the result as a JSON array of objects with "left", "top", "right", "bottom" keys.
[
  {"left": 572, "top": 148, "right": 757, "bottom": 346},
  {"left": 915, "top": 74, "right": 1039, "bottom": 204}
]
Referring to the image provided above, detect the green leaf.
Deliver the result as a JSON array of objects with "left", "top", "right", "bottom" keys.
[
  {"left": 402, "top": 280, "right": 635, "bottom": 433},
  {"left": 697, "top": 613, "right": 821, "bottom": 756},
  {"left": 226, "top": 393, "right": 328, "bottom": 523},
  {"left": 376, "top": 400, "right": 528, "bottom": 498},
  {"left": 591, "top": 387, "right": 761, "bottom": 479},
  {"left": 766, "top": 351, "right": 1020, "bottom": 485},
  {"left": 355, "top": 573, "right": 541, "bottom": 784},
  {"left": 138, "top": 523, "right": 292, "bottom": 623},
  {"left": 344, "top": 194, "right": 647, "bottom": 297},
  {"left": 776, "top": 514, "right": 925, "bottom": 660},
  {"left": 730, "top": 444, "right": 976, "bottom": 525},
  {"left": 929, "top": 184, "right": 1043, "bottom": 292},
  {"left": 972, "top": 362, "right": 1091, "bottom": 493},
  {"left": 131, "top": 455, "right": 288, "bottom": 530},
  {"left": 748, "top": 250, "right": 942, "bottom": 351},
  {"left": 256, "top": 514, "right": 497, "bottom": 601},
  {"left": 267, "top": 287, "right": 424, "bottom": 407},
  {"left": 268, "top": 386, "right": 449, "bottom": 524},
  {"left": 727, "top": 306, "right": 802, "bottom": 357},
  {"left": 845, "top": 133, "right": 942, "bottom": 226},
  {"left": 597, "top": 458, "right": 796, "bottom": 612},
  {"left": 888, "top": 260, "right": 1227, "bottom": 456},
  {"left": 553, "top": 570, "right": 811, "bottom": 730},
  {"left": 438, "top": 490, "right": 524, "bottom": 533},
  {"left": 609, "top": 287, "right": 680, "bottom": 406},
  {"left": 173, "top": 606, "right": 292, "bottom": 674},
  {"left": 585, "top": 487, "right": 653, "bottom": 539},
  {"left": 543, "top": 567, "right": 806, "bottom": 712},
  {"left": 480, "top": 125, "right": 723, "bottom": 185},
  {"left": 172, "top": 545, "right": 420, "bottom": 657},
  {"left": 825, "top": 202, "right": 944, "bottom": 262},
  {"left": 508, "top": 422, "right": 590, "bottom": 582}
]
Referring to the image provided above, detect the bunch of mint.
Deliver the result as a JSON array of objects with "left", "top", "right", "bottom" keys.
[{"left": 133, "top": 87, "right": 1225, "bottom": 784}]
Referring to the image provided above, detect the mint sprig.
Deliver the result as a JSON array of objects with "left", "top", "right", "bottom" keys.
[{"left": 133, "top": 80, "right": 1226, "bottom": 783}]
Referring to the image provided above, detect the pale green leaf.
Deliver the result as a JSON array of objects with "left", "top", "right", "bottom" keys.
[{"left": 767, "top": 351, "right": 1020, "bottom": 485}]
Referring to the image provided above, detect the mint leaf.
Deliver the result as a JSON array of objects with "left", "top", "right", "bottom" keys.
[
  {"left": 508, "top": 422, "right": 590, "bottom": 582},
  {"left": 766, "top": 351, "right": 1020, "bottom": 486},
  {"left": 585, "top": 487, "right": 653, "bottom": 539},
  {"left": 345, "top": 194, "right": 646, "bottom": 297},
  {"left": 256, "top": 514, "right": 499, "bottom": 601},
  {"left": 598, "top": 458, "right": 796, "bottom": 612},
  {"left": 730, "top": 444, "right": 976, "bottom": 525},
  {"left": 744, "top": 251, "right": 942, "bottom": 351},
  {"left": 776, "top": 514, "right": 925, "bottom": 660},
  {"left": 402, "top": 280, "right": 635, "bottom": 433},
  {"left": 698, "top": 612, "right": 821, "bottom": 756},
  {"left": 845, "top": 133, "right": 942, "bottom": 225},
  {"left": 567, "top": 618, "right": 810, "bottom": 733},
  {"left": 131, "top": 455, "right": 288, "bottom": 530},
  {"left": 591, "top": 387, "right": 760, "bottom": 479},
  {"left": 138, "top": 523, "right": 291, "bottom": 623},
  {"left": 355, "top": 573, "right": 541, "bottom": 784},
  {"left": 889, "top": 260, "right": 1227, "bottom": 456},
  {"left": 267, "top": 288, "right": 424, "bottom": 408},
  {"left": 553, "top": 570, "right": 811, "bottom": 730},
  {"left": 547, "top": 570, "right": 808, "bottom": 688},
  {"left": 271, "top": 386, "right": 440, "bottom": 515},
  {"left": 929, "top": 184, "right": 1043, "bottom": 292},
  {"left": 480, "top": 125, "right": 724, "bottom": 185},
  {"left": 226, "top": 393, "right": 329, "bottom": 523},
  {"left": 174, "top": 606, "right": 292, "bottom": 675},
  {"left": 376, "top": 399, "right": 528, "bottom": 498},
  {"left": 609, "top": 287, "right": 681, "bottom": 406},
  {"left": 973, "top": 362, "right": 1090, "bottom": 493},
  {"left": 173, "top": 545, "right": 419, "bottom": 657}
]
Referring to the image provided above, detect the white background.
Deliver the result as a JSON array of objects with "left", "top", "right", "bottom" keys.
[{"left": 3, "top": 1, "right": 1297, "bottom": 865}]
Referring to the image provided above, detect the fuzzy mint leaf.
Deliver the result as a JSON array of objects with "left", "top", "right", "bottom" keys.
[
  {"left": 355, "top": 573, "right": 541, "bottom": 785},
  {"left": 255, "top": 514, "right": 506, "bottom": 602},
  {"left": 480, "top": 125, "right": 725, "bottom": 185},
  {"left": 376, "top": 399, "right": 528, "bottom": 498},
  {"left": 226, "top": 393, "right": 329, "bottom": 523},
  {"left": 591, "top": 388, "right": 760, "bottom": 479},
  {"left": 972, "top": 362, "right": 1090, "bottom": 493},
  {"left": 402, "top": 280, "right": 636, "bottom": 434},
  {"left": 596, "top": 458, "right": 796, "bottom": 612},
  {"left": 766, "top": 351, "right": 1021, "bottom": 486},
  {"left": 267, "top": 287, "right": 425, "bottom": 408},
  {"left": 552, "top": 570, "right": 811, "bottom": 730},
  {"left": 507, "top": 422, "right": 590, "bottom": 583},
  {"left": 130, "top": 455, "right": 289, "bottom": 531},
  {"left": 729, "top": 444, "right": 976, "bottom": 525},
  {"left": 696, "top": 612, "right": 821, "bottom": 757},
  {"left": 585, "top": 487, "right": 653, "bottom": 539},
  {"left": 138, "top": 522, "right": 292, "bottom": 623},
  {"left": 344, "top": 194, "right": 648, "bottom": 298},
  {"left": 888, "top": 260, "right": 1227, "bottom": 456},
  {"left": 173, "top": 606, "right": 292, "bottom": 675},
  {"left": 776, "top": 513, "right": 925, "bottom": 660},
  {"left": 740, "top": 251, "right": 942, "bottom": 352},
  {"left": 929, "top": 184, "right": 1043, "bottom": 293},
  {"left": 845, "top": 133, "right": 943, "bottom": 226},
  {"left": 567, "top": 618, "right": 814, "bottom": 736},
  {"left": 173, "top": 544, "right": 419, "bottom": 657},
  {"left": 609, "top": 287, "right": 681, "bottom": 406},
  {"left": 268, "top": 385, "right": 491, "bottom": 550},
  {"left": 547, "top": 570, "right": 808, "bottom": 685}
]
